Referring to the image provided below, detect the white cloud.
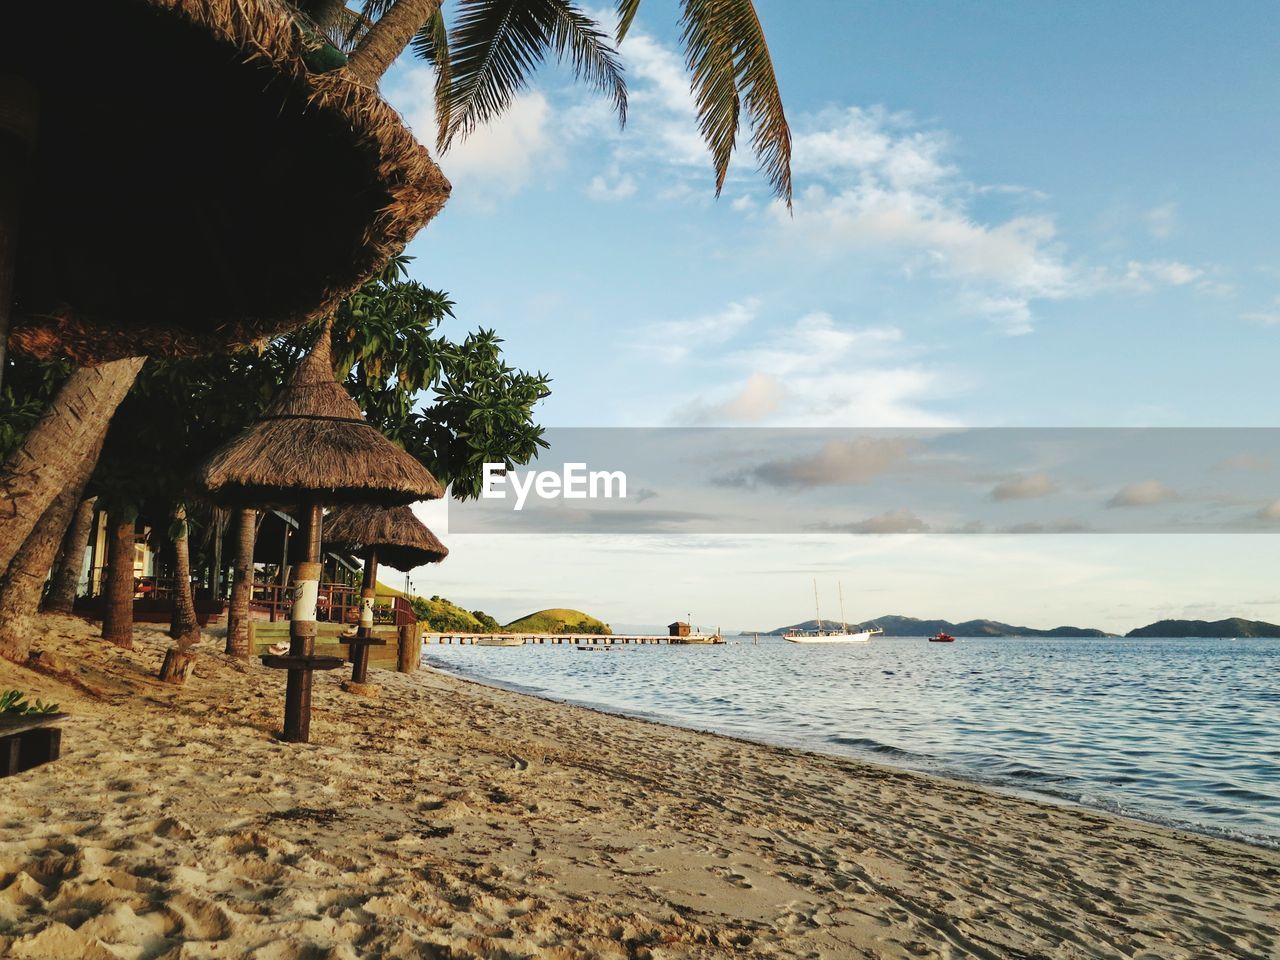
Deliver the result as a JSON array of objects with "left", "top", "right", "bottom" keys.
[
  {"left": 1257, "top": 500, "right": 1280, "bottom": 522},
  {"left": 1243, "top": 311, "right": 1280, "bottom": 326},
  {"left": 1107, "top": 480, "right": 1179, "bottom": 508},
  {"left": 1242, "top": 297, "right": 1280, "bottom": 326},
  {"left": 388, "top": 65, "right": 554, "bottom": 201},
  {"left": 1215, "top": 454, "right": 1272, "bottom": 472},
  {"left": 735, "top": 437, "right": 920, "bottom": 488},
  {"left": 636, "top": 299, "right": 758, "bottom": 363},
  {"left": 838, "top": 508, "right": 930, "bottom": 534},
  {"left": 587, "top": 172, "right": 637, "bottom": 201},
  {"left": 750, "top": 106, "right": 1074, "bottom": 335},
  {"left": 1146, "top": 203, "right": 1178, "bottom": 239},
  {"left": 675, "top": 309, "right": 952, "bottom": 427},
  {"left": 730, "top": 311, "right": 902, "bottom": 376},
  {"left": 686, "top": 372, "right": 784, "bottom": 423},
  {"left": 991, "top": 473, "right": 1057, "bottom": 501},
  {"left": 1121, "top": 259, "right": 1204, "bottom": 290}
]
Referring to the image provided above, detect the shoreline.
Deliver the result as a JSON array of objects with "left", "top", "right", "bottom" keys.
[
  {"left": 2, "top": 613, "right": 1278, "bottom": 958},
  {"left": 423, "top": 652, "right": 1280, "bottom": 855}
]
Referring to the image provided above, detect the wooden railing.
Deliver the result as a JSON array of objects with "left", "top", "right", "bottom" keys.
[{"left": 249, "top": 581, "right": 415, "bottom": 626}]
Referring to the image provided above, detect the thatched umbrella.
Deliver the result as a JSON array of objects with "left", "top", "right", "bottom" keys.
[
  {"left": 199, "top": 325, "right": 442, "bottom": 742},
  {"left": 3, "top": 0, "right": 450, "bottom": 366},
  {"left": 323, "top": 504, "right": 447, "bottom": 688}
]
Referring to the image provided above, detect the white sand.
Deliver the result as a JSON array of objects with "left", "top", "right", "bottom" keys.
[{"left": 1, "top": 613, "right": 1276, "bottom": 959}]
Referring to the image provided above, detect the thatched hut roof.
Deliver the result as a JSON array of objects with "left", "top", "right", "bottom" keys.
[
  {"left": 198, "top": 326, "right": 444, "bottom": 507},
  {"left": 323, "top": 504, "right": 448, "bottom": 572},
  {"left": 7, "top": 0, "right": 450, "bottom": 364}
]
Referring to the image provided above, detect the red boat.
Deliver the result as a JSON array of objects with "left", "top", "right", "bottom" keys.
[{"left": 929, "top": 632, "right": 956, "bottom": 643}]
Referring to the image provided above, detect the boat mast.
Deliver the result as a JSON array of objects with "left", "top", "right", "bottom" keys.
[
  {"left": 812, "top": 578, "right": 823, "bottom": 631},
  {"left": 838, "top": 581, "right": 847, "bottom": 632}
]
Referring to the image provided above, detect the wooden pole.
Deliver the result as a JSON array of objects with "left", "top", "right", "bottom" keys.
[
  {"left": 397, "top": 622, "right": 418, "bottom": 673},
  {"left": 282, "top": 501, "right": 322, "bottom": 743},
  {"left": 0, "top": 76, "right": 37, "bottom": 392},
  {"left": 351, "top": 545, "right": 378, "bottom": 684}
]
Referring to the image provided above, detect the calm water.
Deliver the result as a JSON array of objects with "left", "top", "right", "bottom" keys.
[{"left": 424, "top": 636, "right": 1280, "bottom": 848}]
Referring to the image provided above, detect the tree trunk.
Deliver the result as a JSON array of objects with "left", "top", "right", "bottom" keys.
[
  {"left": 44, "top": 495, "right": 96, "bottom": 613},
  {"left": 346, "top": 0, "right": 442, "bottom": 85},
  {"left": 168, "top": 503, "right": 200, "bottom": 648},
  {"left": 101, "top": 511, "right": 137, "bottom": 649},
  {"left": 225, "top": 507, "right": 256, "bottom": 659},
  {"left": 210, "top": 507, "right": 228, "bottom": 599},
  {"left": 0, "top": 357, "right": 144, "bottom": 576},
  {"left": 300, "top": 0, "right": 349, "bottom": 31},
  {"left": 0, "top": 485, "right": 80, "bottom": 662}
]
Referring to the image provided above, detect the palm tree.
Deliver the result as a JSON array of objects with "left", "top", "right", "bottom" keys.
[
  {"left": 44, "top": 495, "right": 97, "bottom": 614},
  {"left": 0, "top": 358, "right": 144, "bottom": 575},
  {"left": 225, "top": 507, "right": 258, "bottom": 660},
  {"left": 100, "top": 508, "right": 138, "bottom": 650},
  {"left": 321, "top": 0, "right": 792, "bottom": 203}
]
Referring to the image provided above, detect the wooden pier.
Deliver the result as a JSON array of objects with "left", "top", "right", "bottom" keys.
[{"left": 428, "top": 633, "right": 724, "bottom": 646}]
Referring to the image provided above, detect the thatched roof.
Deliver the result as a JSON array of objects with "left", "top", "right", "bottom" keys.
[
  {"left": 7, "top": 0, "right": 450, "bottom": 364},
  {"left": 323, "top": 504, "right": 448, "bottom": 572},
  {"left": 198, "top": 326, "right": 444, "bottom": 507}
]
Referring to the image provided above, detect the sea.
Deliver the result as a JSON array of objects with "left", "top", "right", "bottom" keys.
[{"left": 424, "top": 635, "right": 1280, "bottom": 849}]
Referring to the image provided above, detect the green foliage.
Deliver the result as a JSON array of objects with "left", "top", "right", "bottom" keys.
[
  {"left": 0, "top": 690, "right": 60, "bottom": 715},
  {"left": 332, "top": 256, "right": 552, "bottom": 501},
  {"left": 471, "top": 609, "right": 501, "bottom": 632},
  {"left": 503, "top": 608, "right": 611, "bottom": 634},
  {"left": 434, "top": 0, "right": 626, "bottom": 151},
  {"left": 0, "top": 356, "right": 71, "bottom": 460},
  {"left": 411, "top": 595, "right": 484, "bottom": 632}
]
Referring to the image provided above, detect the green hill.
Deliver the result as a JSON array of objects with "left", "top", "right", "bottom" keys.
[
  {"left": 1125, "top": 618, "right": 1280, "bottom": 638},
  {"left": 410, "top": 596, "right": 486, "bottom": 632},
  {"left": 504, "top": 608, "right": 612, "bottom": 635}
]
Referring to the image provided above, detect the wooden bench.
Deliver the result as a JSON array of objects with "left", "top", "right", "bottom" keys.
[{"left": 1, "top": 713, "right": 66, "bottom": 778}]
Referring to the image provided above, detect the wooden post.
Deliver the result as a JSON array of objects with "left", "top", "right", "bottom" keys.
[
  {"left": 397, "top": 622, "right": 419, "bottom": 672},
  {"left": 351, "top": 546, "right": 378, "bottom": 684},
  {"left": 0, "top": 76, "right": 37, "bottom": 392},
  {"left": 283, "top": 502, "right": 321, "bottom": 743}
]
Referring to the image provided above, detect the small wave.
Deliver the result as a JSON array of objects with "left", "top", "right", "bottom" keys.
[{"left": 826, "top": 735, "right": 921, "bottom": 762}]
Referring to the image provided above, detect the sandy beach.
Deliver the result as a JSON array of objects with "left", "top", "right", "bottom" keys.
[{"left": 1, "top": 615, "right": 1276, "bottom": 959}]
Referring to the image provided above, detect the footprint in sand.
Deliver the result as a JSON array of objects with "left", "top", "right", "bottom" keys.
[{"left": 709, "top": 864, "right": 754, "bottom": 889}]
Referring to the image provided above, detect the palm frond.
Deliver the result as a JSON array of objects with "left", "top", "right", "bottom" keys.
[
  {"left": 680, "top": 0, "right": 792, "bottom": 206},
  {"left": 680, "top": 0, "right": 740, "bottom": 197},
  {"left": 438, "top": 0, "right": 627, "bottom": 149},
  {"left": 410, "top": 9, "right": 453, "bottom": 149},
  {"left": 615, "top": 0, "right": 643, "bottom": 41}
]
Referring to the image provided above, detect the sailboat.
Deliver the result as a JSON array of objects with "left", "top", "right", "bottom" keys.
[{"left": 783, "top": 581, "right": 883, "bottom": 644}]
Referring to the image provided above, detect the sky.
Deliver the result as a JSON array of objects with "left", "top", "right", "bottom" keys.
[{"left": 371, "top": 1, "right": 1280, "bottom": 633}]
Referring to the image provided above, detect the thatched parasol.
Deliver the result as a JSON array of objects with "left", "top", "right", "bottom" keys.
[
  {"left": 323, "top": 503, "right": 447, "bottom": 688},
  {"left": 198, "top": 326, "right": 444, "bottom": 508},
  {"left": 197, "top": 325, "right": 442, "bottom": 741},
  {"left": 323, "top": 504, "right": 448, "bottom": 573},
  {"left": 3, "top": 0, "right": 450, "bottom": 365}
]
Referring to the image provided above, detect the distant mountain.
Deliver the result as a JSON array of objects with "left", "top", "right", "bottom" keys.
[
  {"left": 752, "top": 615, "right": 1111, "bottom": 638},
  {"left": 1125, "top": 618, "right": 1280, "bottom": 638}
]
